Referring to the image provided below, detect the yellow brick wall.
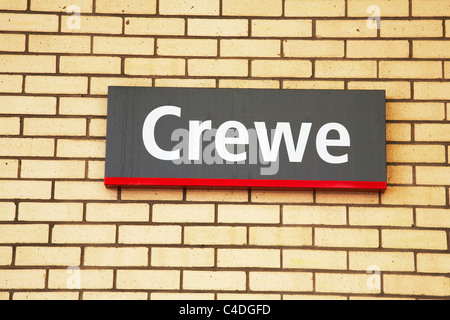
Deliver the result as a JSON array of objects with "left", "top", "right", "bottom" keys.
[{"left": 0, "top": 0, "right": 449, "bottom": 300}]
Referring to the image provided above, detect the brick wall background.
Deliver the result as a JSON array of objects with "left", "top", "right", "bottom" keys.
[{"left": 0, "top": 0, "right": 449, "bottom": 300}]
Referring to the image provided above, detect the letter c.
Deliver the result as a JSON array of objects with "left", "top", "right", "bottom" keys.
[{"left": 143, "top": 106, "right": 181, "bottom": 161}]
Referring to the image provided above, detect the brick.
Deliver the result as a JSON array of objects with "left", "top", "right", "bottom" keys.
[
  {"left": 119, "top": 226, "right": 181, "bottom": 244},
  {"left": 84, "top": 247, "right": 148, "bottom": 267},
  {"left": 0, "top": 270, "right": 46, "bottom": 289},
  {"left": 187, "top": 189, "right": 248, "bottom": 202},
  {"left": 26, "top": 76, "right": 87, "bottom": 94},
  {"left": 52, "top": 225, "right": 116, "bottom": 244},
  {"left": 55, "top": 181, "right": 117, "bottom": 200},
  {"left": 382, "top": 229, "right": 447, "bottom": 250},
  {"left": 386, "top": 102, "right": 445, "bottom": 121},
  {"left": 252, "top": 60, "right": 312, "bottom": 78},
  {"left": 0, "top": 247, "right": 12, "bottom": 265},
  {"left": 49, "top": 269, "right": 113, "bottom": 290},
  {"left": 347, "top": 40, "right": 409, "bottom": 58},
  {"left": 382, "top": 186, "right": 446, "bottom": 206},
  {"left": 94, "top": 37, "right": 154, "bottom": 55},
  {"left": 160, "top": 0, "right": 218, "bottom": 15},
  {"left": 316, "top": 20, "right": 377, "bottom": 38},
  {"left": 0, "top": 34, "right": 25, "bottom": 52},
  {"left": 349, "top": 207, "right": 413, "bottom": 227},
  {"left": 219, "top": 79, "right": 280, "bottom": 89},
  {"left": 125, "top": 18, "right": 185, "bottom": 36},
  {"left": 87, "top": 160, "right": 105, "bottom": 179},
  {"left": 252, "top": 20, "right": 312, "bottom": 37},
  {"left": 61, "top": 16, "right": 122, "bottom": 34},
  {"left": 189, "top": 59, "right": 248, "bottom": 77},
  {"left": 90, "top": 77, "right": 153, "bottom": 95},
  {"left": 348, "top": 81, "right": 411, "bottom": 100},
  {"left": 0, "top": 181, "right": 51, "bottom": 200},
  {"left": 83, "top": 292, "right": 147, "bottom": 300},
  {"left": 96, "top": 0, "right": 156, "bottom": 14},
  {"left": 252, "top": 191, "right": 313, "bottom": 203},
  {"left": 415, "top": 124, "right": 450, "bottom": 142},
  {"left": 380, "top": 61, "right": 442, "bottom": 79},
  {"left": 380, "top": 20, "right": 443, "bottom": 38},
  {"left": 0, "top": 160, "right": 18, "bottom": 179},
  {"left": 0, "top": 138, "right": 54, "bottom": 157},
  {"left": 384, "top": 275, "right": 450, "bottom": 296},
  {"left": 416, "top": 166, "right": 450, "bottom": 185},
  {"left": 284, "top": 40, "right": 344, "bottom": 58},
  {"left": 316, "top": 273, "right": 380, "bottom": 294},
  {"left": 184, "top": 271, "right": 246, "bottom": 291},
  {"left": 0, "top": 13, "right": 58, "bottom": 32},
  {"left": 157, "top": 39, "right": 217, "bottom": 57},
  {"left": 417, "top": 254, "right": 450, "bottom": 273},
  {"left": 250, "top": 227, "right": 312, "bottom": 247},
  {"left": 29, "top": 35, "right": 90, "bottom": 53},
  {"left": 0, "top": 224, "right": 48, "bottom": 244},
  {"left": 21, "top": 160, "right": 85, "bottom": 179},
  {"left": 13, "top": 292, "right": 79, "bottom": 300},
  {"left": 218, "top": 294, "right": 280, "bottom": 300},
  {"left": 0, "top": 292, "right": 8, "bottom": 300},
  {"left": 89, "top": 119, "right": 106, "bottom": 137},
  {"left": 416, "top": 209, "right": 450, "bottom": 228},
  {"left": 31, "top": 0, "right": 93, "bottom": 12},
  {"left": 152, "top": 293, "right": 214, "bottom": 300},
  {"left": 86, "top": 203, "right": 149, "bottom": 222},
  {"left": 413, "top": 41, "right": 450, "bottom": 58},
  {"left": 153, "top": 204, "right": 214, "bottom": 223},
  {"left": 283, "top": 80, "right": 344, "bottom": 90},
  {"left": 250, "top": 272, "right": 313, "bottom": 292},
  {"left": 0, "top": 118, "right": 20, "bottom": 135},
  {"left": 152, "top": 248, "right": 214, "bottom": 267},
  {"left": 316, "top": 191, "right": 379, "bottom": 205},
  {"left": 349, "top": 251, "right": 414, "bottom": 272},
  {"left": 0, "top": 75, "right": 22, "bottom": 93},
  {"left": 446, "top": 62, "right": 450, "bottom": 79},
  {"left": 415, "top": 82, "right": 450, "bottom": 100},
  {"left": 0, "top": 203, "right": 15, "bottom": 221},
  {"left": 283, "top": 250, "right": 347, "bottom": 270},
  {"left": 218, "top": 249, "right": 280, "bottom": 268},
  {"left": 18, "top": 203, "right": 83, "bottom": 222},
  {"left": 59, "top": 98, "right": 107, "bottom": 116},
  {"left": 188, "top": 19, "right": 248, "bottom": 37},
  {"left": 412, "top": 0, "right": 450, "bottom": 16},
  {"left": 221, "top": 39, "right": 280, "bottom": 57},
  {"left": 156, "top": 78, "right": 216, "bottom": 88},
  {"left": 57, "top": 139, "right": 105, "bottom": 158},
  {"left": 15, "top": 247, "right": 80, "bottom": 266},
  {"left": 285, "top": 0, "right": 345, "bottom": 17},
  {"left": 348, "top": 0, "right": 409, "bottom": 17},
  {"left": 315, "top": 228, "right": 379, "bottom": 248},
  {"left": 316, "top": 61, "right": 377, "bottom": 78},
  {"left": 0, "top": 0, "right": 27, "bottom": 10},
  {"left": 218, "top": 204, "right": 279, "bottom": 224},
  {"left": 387, "top": 123, "right": 411, "bottom": 142},
  {"left": 223, "top": 0, "right": 282, "bottom": 16},
  {"left": 387, "top": 145, "right": 445, "bottom": 163},
  {"left": 0, "top": 54, "right": 55, "bottom": 73},
  {"left": 387, "top": 165, "right": 413, "bottom": 184},
  {"left": 23, "top": 118, "right": 86, "bottom": 137},
  {"left": 121, "top": 188, "right": 183, "bottom": 201},
  {"left": 0, "top": 96, "right": 56, "bottom": 115},
  {"left": 284, "top": 294, "right": 346, "bottom": 300},
  {"left": 184, "top": 226, "right": 246, "bottom": 245},
  {"left": 125, "top": 58, "right": 185, "bottom": 76},
  {"left": 283, "top": 206, "right": 346, "bottom": 225},
  {"left": 60, "top": 56, "right": 121, "bottom": 74}
]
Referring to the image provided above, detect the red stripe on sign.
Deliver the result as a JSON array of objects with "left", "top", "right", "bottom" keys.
[{"left": 104, "top": 177, "right": 387, "bottom": 191}]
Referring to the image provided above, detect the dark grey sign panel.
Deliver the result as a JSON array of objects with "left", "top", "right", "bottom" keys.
[{"left": 105, "top": 87, "right": 386, "bottom": 190}]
